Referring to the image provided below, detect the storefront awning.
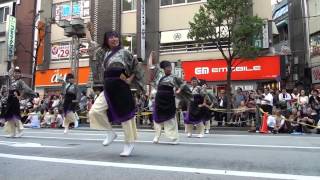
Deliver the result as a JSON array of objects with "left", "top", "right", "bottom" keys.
[{"left": 35, "top": 67, "right": 90, "bottom": 87}]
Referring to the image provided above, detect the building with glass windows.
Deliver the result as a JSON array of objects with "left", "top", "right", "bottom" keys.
[
  {"left": 118, "top": 0, "right": 279, "bottom": 92},
  {"left": 0, "top": 0, "right": 39, "bottom": 87},
  {"left": 35, "top": 0, "right": 279, "bottom": 95},
  {"left": 34, "top": 0, "right": 91, "bottom": 95}
]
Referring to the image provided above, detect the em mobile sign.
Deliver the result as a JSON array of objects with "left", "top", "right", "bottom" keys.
[{"left": 6, "top": 15, "right": 16, "bottom": 60}]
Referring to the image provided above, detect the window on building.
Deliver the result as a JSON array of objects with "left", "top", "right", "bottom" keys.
[
  {"left": 72, "top": 0, "right": 80, "bottom": 18},
  {"left": 161, "top": 0, "right": 172, "bottom": 6},
  {"left": 122, "top": 0, "right": 137, "bottom": 11},
  {"left": 160, "top": 0, "right": 201, "bottom": 6},
  {"left": 122, "top": 34, "right": 137, "bottom": 54},
  {"left": 0, "top": 6, "right": 10, "bottom": 23},
  {"left": 187, "top": 0, "right": 201, "bottom": 2},
  {"left": 173, "top": 0, "right": 185, "bottom": 4}
]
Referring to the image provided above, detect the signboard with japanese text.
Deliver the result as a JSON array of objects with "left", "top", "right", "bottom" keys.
[{"left": 6, "top": 15, "right": 16, "bottom": 59}]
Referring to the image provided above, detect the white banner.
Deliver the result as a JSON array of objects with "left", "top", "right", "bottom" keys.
[
  {"left": 6, "top": 15, "right": 16, "bottom": 59},
  {"left": 161, "top": 29, "right": 192, "bottom": 44},
  {"left": 51, "top": 44, "right": 71, "bottom": 59}
]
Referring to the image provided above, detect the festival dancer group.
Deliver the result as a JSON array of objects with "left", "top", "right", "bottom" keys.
[{"left": 1, "top": 25, "right": 214, "bottom": 157}]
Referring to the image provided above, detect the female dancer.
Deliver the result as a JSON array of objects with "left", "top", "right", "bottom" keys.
[
  {"left": 60, "top": 73, "right": 79, "bottom": 134},
  {"left": 88, "top": 31, "right": 139, "bottom": 157},
  {"left": 185, "top": 77, "right": 206, "bottom": 138},
  {"left": 152, "top": 61, "right": 189, "bottom": 144}
]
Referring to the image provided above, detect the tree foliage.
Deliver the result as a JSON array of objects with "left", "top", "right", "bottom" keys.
[
  {"left": 189, "top": 0, "right": 264, "bottom": 61},
  {"left": 189, "top": 0, "right": 264, "bottom": 120}
]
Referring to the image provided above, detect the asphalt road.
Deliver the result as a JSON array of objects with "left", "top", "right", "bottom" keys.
[{"left": 0, "top": 128, "right": 319, "bottom": 180}]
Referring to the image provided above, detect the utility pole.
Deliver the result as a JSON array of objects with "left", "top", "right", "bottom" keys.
[{"left": 57, "top": 18, "right": 85, "bottom": 85}]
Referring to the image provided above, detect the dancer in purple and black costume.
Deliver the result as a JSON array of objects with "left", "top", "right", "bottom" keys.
[
  {"left": 88, "top": 31, "right": 142, "bottom": 157},
  {"left": 152, "top": 61, "right": 190, "bottom": 144},
  {"left": 200, "top": 81, "right": 215, "bottom": 134},
  {"left": 60, "top": 73, "right": 79, "bottom": 134},
  {"left": 185, "top": 77, "right": 206, "bottom": 138},
  {"left": 1, "top": 67, "right": 36, "bottom": 138}
]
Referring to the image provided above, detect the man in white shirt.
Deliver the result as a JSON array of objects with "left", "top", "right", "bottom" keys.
[
  {"left": 278, "top": 88, "right": 292, "bottom": 109},
  {"left": 261, "top": 88, "right": 273, "bottom": 114}
]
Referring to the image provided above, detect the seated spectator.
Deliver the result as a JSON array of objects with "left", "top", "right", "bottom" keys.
[
  {"left": 33, "top": 93, "right": 41, "bottom": 111},
  {"left": 267, "top": 109, "right": 286, "bottom": 134},
  {"left": 51, "top": 95, "right": 61, "bottom": 109},
  {"left": 289, "top": 108, "right": 299, "bottom": 131},
  {"left": 53, "top": 108, "right": 63, "bottom": 128},
  {"left": 41, "top": 109, "right": 55, "bottom": 128},
  {"left": 295, "top": 107, "right": 316, "bottom": 133},
  {"left": 24, "top": 109, "right": 41, "bottom": 128}
]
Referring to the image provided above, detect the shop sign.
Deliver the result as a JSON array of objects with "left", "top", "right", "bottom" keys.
[
  {"left": 51, "top": 43, "right": 71, "bottom": 59},
  {"left": 182, "top": 56, "right": 280, "bottom": 82},
  {"left": 35, "top": 67, "right": 90, "bottom": 86}
]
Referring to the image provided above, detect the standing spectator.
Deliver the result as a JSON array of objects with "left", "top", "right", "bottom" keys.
[
  {"left": 273, "top": 89, "right": 280, "bottom": 109},
  {"left": 309, "top": 89, "right": 320, "bottom": 124},
  {"left": 79, "top": 91, "right": 88, "bottom": 112},
  {"left": 246, "top": 91, "right": 256, "bottom": 128},
  {"left": 261, "top": 88, "right": 273, "bottom": 115},
  {"left": 254, "top": 89, "right": 264, "bottom": 132},
  {"left": 232, "top": 88, "right": 245, "bottom": 125},
  {"left": 233, "top": 88, "right": 245, "bottom": 109},
  {"left": 217, "top": 90, "right": 227, "bottom": 126},
  {"left": 291, "top": 88, "right": 299, "bottom": 105}
]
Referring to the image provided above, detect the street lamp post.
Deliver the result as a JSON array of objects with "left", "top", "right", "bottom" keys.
[{"left": 57, "top": 18, "right": 85, "bottom": 85}]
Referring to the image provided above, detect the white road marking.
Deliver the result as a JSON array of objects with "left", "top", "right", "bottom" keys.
[
  {"left": 22, "top": 129, "right": 320, "bottom": 139},
  {"left": 0, "top": 141, "right": 71, "bottom": 149},
  {"left": 1, "top": 135, "right": 319, "bottom": 150},
  {"left": 0, "top": 153, "right": 319, "bottom": 180},
  {"left": 25, "top": 131, "right": 124, "bottom": 137}
]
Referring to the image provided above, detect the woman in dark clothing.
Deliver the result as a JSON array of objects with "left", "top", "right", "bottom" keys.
[{"left": 88, "top": 31, "right": 141, "bottom": 157}]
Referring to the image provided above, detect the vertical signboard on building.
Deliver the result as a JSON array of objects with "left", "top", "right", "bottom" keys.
[
  {"left": 36, "top": 21, "right": 45, "bottom": 65},
  {"left": 140, "top": 0, "right": 146, "bottom": 60},
  {"left": 6, "top": 15, "right": 16, "bottom": 61},
  {"left": 262, "top": 20, "right": 269, "bottom": 49},
  {"left": 255, "top": 20, "right": 269, "bottom": 49}
]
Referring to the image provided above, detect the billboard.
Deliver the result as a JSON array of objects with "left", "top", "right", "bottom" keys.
[{"left": 181, "top": 56, "right": 280, "bottom": 82}]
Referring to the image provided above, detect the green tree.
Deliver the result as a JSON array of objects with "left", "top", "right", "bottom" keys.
[{"left": 189, "top": 0, "right": 264, "bottom": 121}]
